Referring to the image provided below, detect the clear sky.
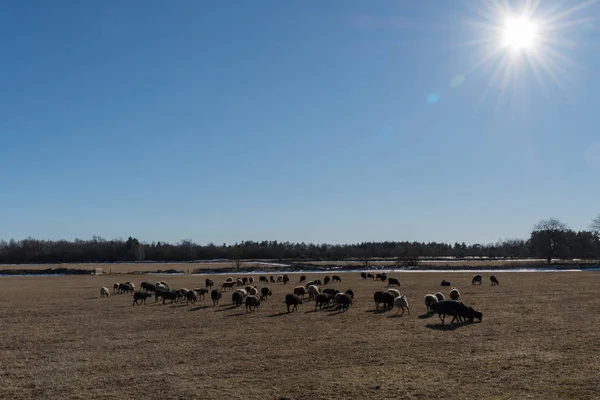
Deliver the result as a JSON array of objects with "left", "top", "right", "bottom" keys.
[{"left": 1, "top": 0, "right": 599, "bottom": 245}]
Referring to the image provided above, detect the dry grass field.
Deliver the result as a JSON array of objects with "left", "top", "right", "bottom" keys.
[{"left": 1, "top": 271, "right": 600, "bottom": 400}]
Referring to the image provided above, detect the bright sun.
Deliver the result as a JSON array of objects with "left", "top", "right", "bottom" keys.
[{"left": 502, "top": 16, "right": 538, "bottom": 51}]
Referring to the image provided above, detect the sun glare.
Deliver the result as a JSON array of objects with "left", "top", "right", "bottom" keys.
[{"left": 502, "top": 16, "right": 538, "bottom": 51}]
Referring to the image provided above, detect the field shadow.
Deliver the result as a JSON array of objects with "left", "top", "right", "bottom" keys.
[
  {"left": 418, "top": 313, "right": 434, "bottom": 319},
  {"left": 226, "top": 312, "right": 247, "bottom": 317},
  {"left": 268, "top": 311, "right": 291, "bottom": 317},
  {"left": 214, "top": 305, "right": 239, "bottom": 312},
  {"left": 169, "top": 304, "right": 188, "bottom": 309},
  {"left": 425, "top": 322, "right": 469, "bottom": 331},
  {"left": 188, "top": 305, "right": 211, "bottom": 312},
  {"left": 365, "top": 308, "right": 390, "bottom": 315}
]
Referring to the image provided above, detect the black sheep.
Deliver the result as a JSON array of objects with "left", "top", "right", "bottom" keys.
[
  {"left": 472, "top": 275, "right": 482, "bottom": 285},
  {"left": 345, "top": 289, "right": 354, "bottom": 299},
  {"left": 490, "top": 275, "right": 499, "bottom": 286},
  {"left": 132, "top": 292, "right": 152, "bottom": 306},
  {"left": 186, "top": 290, "right": 198, "bottom": 305},
  {"left": 141, "top": 282, "right": 156, "bottom": 292},
  {"left": 323, "top": 276, "right": 331, "bottom": 285},
  {"left": 335, "top": 293, "right": 352, "bottom": 312},
  {"left": 440, "top": 280, "right": 451, "bottom": 287},
  {"left": 300, "top": 275, "right": 306, "bottom": 282},
  {"left": 332, "top": 275, "right": 342, "bottom": 282},
  {"left": 211, "top": 289, "right": 222, "bottom": 306},
  {"left": 259, "top": 276, "right": 268, "bottom": 283},
  {"left": 260, "top": 287, "right": 272, "bottom": 300},
  {"left": 205, "top": 279, "right": 214, "bottom": 289},
  {"left": 367, "top": 273, "right": 375, "bottom": 280},
  {"left": 285, "top": 294, "right": 302, "bottom": 313},
  {"left": 388, "top": 278, "right": 400, "bottom": 287},
  {"left": 430, "top": 300, "right": 466, "bottom": 324},
  {"left": 315, "top": 293, "right": 333, "bottom": 310},
  {"left": 360, "top": 272, "right": 367, "bottom": 279},
  {"left": 232, "top": 291, "right": 244, "bottom": 307},
  {"left": 270, "top": 276, "right": 275, "bottom": 283},
  {"left": 373, "top": 291, "right": 394, "bottom": 310},
  {"left": 323, "top": 288, "right": 339, "bottom": 296},
  {"left": 245, "top": 295, "right": 261, "bottom": 312},
  {"left": 283, "top": 275, "right": 290, "bottom": 284}
]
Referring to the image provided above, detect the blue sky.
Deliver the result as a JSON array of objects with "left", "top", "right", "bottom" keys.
[{"left": 1, "top": 0, "right": 599, "bottom": 245}]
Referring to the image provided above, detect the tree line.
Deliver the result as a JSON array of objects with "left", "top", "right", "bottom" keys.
[{"left": 1, "top": 216, "right": 599, "bottom": 265}]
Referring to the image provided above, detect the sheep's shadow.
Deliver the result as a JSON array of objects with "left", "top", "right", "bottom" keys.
[
  {"left": 365, "top": 308, "right": 391, "bottom": 315},
  {"left": 418, "top": 313, "right": 434, "bottom": 319},
  {"left": 214, "top": 305, "right": 239, "bottom": 312},
  {"left": 169, "top": 304, "right": 189, "bottom": 309},
  {"left": 425, "top": 322, "right": 470, "bottom": 331},
  {"left": 188, "top": 305, "right": 211, "bottom": 312},
  {"left": 268, "top": 311, "right": 292, "bottom": 317},
  {"left": 304, "top": 309, "right": 320, "bottom": 313},
  {"left": 326, "top": 309, "right": 348, "bottom": 316},
  {"left": 226, "top": 312, "right": 247, "bottom": 317}
]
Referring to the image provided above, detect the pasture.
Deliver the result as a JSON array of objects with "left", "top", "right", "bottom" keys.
[{"left": 1, "top": 272, "right": 599, "bottom": 399}]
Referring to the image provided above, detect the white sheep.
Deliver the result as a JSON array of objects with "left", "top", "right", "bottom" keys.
[
  {"left": 308, "top": 285, "right": 320, "bottom": 300},
  {"left": 434, "top": 292, "right": 445, "bottom": 301},
  {"left": 249, "top": 276, "right": 255, "bottom": 284},
  {"left": 234, "top": 288, "right": 248, "bottom": 297},
  {"left": 156, "top": 283, "right": 167, "bottom": 291},
  {"left": 237, "top": 278, "right": 244, "bottom": 286},
  {"left": 449, "top": 287, "right": 460, "bottom": 300},
  {"left": 387, "top": 289, "right": 401, "bottom": 298},
  {"left": 424, "top": 294, "right": 438, "bottom": 312},
  {"left": 126, "top": 282, "right": 136, "bottom": 291},
  {"left": 394, "top": 295, "right": 410, "bottom": 316},
  {"left": 100, "top": 287, "right": 110, "bottom": 297}
]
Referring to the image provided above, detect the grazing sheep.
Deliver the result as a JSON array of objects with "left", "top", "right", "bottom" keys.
[
  {"left": 232, "top": 291, "right": 245, "bottom": 307},
  {"left": 221, "top": 281, "right": 236, "bottom": 291},
  {"left": 361, "top": 272, "right": 367, "bottom": 279},
  {"left": 387, "top": 289, "right": 401, "bottom": 298},
  {"left": 293, "top": 286, "right": 307, "bottom": 298},
  {"left": 375, "top": 273, "right": 383, "bottom": 281},
  {"left": 205, "top": 279, "right": 214, "bottom": 288},
  {"left": 285, "top": 294, "right": 302, "bottom": 312},
  {"left": 430, "top": 300, "right": 465, "bottom": 325},
  {"left": 225, "top": 277, "right": 233, "bottom": 283},
  {"left": 300, "top": 275, "right": 306, "bottom": 282},
  {"left": 126, "top": 282, "right": 136, "bottom": 291},
  {"left": 315, "top": 293, "right": 333, "bottom": 310},
  {"left": 260, "top": 287, "right": 272, "bottom": 300},
  {"left": 490, "top": 275, "right": 499, "bottom": 286},
  {"left": 367, "top": 273, "right": 375, "bottom": 280},
  {"left": 245, "top": 295, "right": 261, "bottom": 312},
  {"left": 380, "top": 273, "right": 387, "bottom": 282},
  {"left": 100, "top": 287, "right": 110, "bottom": 297},
  {"left": 259, "top": 276, "right": 268, "bottom": 283},
  {"left": 434, "top": 292, "right": 445, "bottom": 302},
  {"left": 308, "top": 285, "right": 320, "bottom": 300},
  {"left": 211, "top": 289, "right": 222, "bottom": 306},
  {"left": 270, "top": 276, "right": 275, "bottom": 283},
  {"left": 160, "top": 290, "right": 178, "bottom": 304},
  {"left": 388, "top": 278, "right": 401, "bottom": 287},
  {"left": 193, "top": 288, "right": 209, "bottom": 300},
  {"left": 159, "top": 281, "right": 168, "bottom": 288},
  {"left": 394, "top": 295, "right": 410, "bottom": 315},
  {"left": 323, "top": 288, "right": 339, "bottom": 296},
  {"left": 323, "top": 276, "right": 331, "bottom": 285},
  {"left": 237, "top": 278, "right": 244, "bottom": 286},
  {"left": 305, "top": 280, "right": 321, "bottom": 288},
  {"left": 156, "top": 283, "right": 167, "bottom": 291},
  {"left": 186, "top": 290, "right": 199, "bottom": 305},
  {"left": 113, "top": 283, "right": 119, "bottom": 293},
  {"left": 472, "top": 275, "right": 482, "bottom": 285},
  {"left": 242, "top": 277, "right": 248, "bottom": 285},
  {"left": 249, "top": 276, "right": 255, "bottom": 284},
  {"left": 118, "top": 283, "right": 132, "bottom": 294},
  {"left": 283, "top": 275, "right": 290, "bottom": 284},
  {"left": 277, "top": 275, "right": 283, "bottom": 283},
  {"left": 374, "top": 291, "right": 394, "bottom": 310},
  {"left": 460, "top": 305, "right": 483, "bottom": 322},
  {"left": 335, "top": 293, "right": 352, "bottom": 312},
  {"left": 141, "top": 282, "right": 156, "bottom": 292},
  {"left": 345, "top": 289, "right": 354, "bottom": 299},
  {"left": 249, "top": 287, "right": 259, "bottom": 296},
  {"left": 449, "top": 288, "right": 460, "bottom": 300},
  {"left": 424, "top": 294, "right": 438, "bottom": 313},
  {"left": 441, "top": 280, "right": 451, "bottom": 287},
  {"left": 235, "top": 288, "right": 248, "bottom": 297},
  {"left": 132, "top": 291, "right": 152, "bottom": 305},
  {"left": 332, "top": 275, "right": 342, "bottom": 283}
]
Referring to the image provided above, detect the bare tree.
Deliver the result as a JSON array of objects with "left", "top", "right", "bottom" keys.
[
  {"left": 530, "top": 218, "right": 570, "bottom": 264},
  {"left": 591, "top": 214, "right": 600, "bottom": 234}
]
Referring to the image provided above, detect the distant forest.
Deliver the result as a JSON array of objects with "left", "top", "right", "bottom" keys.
[{"left": 1, "top": 217, "right": 599, "bottom": 265}]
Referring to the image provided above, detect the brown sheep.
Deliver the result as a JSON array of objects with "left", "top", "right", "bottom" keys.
[{"left": 293, "top": 286, "right": 307, "bottom": 298}]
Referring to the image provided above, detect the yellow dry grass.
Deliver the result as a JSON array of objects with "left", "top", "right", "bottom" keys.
[{"left": 1, "top": 271, "right": 599, "bottom": 399}]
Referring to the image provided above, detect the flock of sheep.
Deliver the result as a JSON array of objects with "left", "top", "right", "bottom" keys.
[{"left": 99, "top": 272, "right": 495, "bottom": 325}]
